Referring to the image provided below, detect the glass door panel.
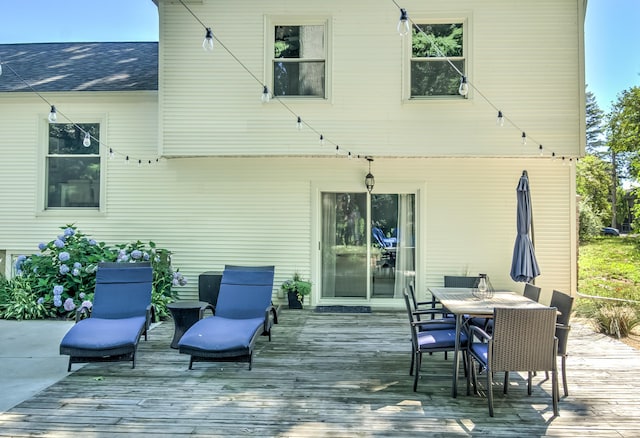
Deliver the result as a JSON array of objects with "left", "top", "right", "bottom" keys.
[
  {"left": 371, "top": 194, "right": 416, "bottom": 298},
  {"left": 321, "top": 192, "right": 367, "bottom": 298}
]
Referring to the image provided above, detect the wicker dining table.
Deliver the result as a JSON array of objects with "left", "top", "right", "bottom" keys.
[{"left": 428, "top": 287, "right": 549, "bottom": 397}]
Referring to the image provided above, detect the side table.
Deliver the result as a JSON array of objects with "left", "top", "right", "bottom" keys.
[{"left": 167, "top": 301, "right": 212, "bottom": 349}]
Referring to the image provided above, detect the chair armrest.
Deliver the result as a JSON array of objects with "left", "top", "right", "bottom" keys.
[
  {"left": 469, "top": 325, "right": 491, "bottom": 342},
  {"left": 412, "top": 308, "right": 450, "bottom": 317},
  {"left": 74, "top": 305, "right": 92, "bottom": 323},
  {"left": 413, "top": 319, "right": 454, "bottom": 330},
  {"left": 199, "top": 304, "right": 215, "bottom": 318}
]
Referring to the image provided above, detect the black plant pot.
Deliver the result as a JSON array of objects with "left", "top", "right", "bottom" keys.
[{"left": 287, "top": 291, "right": 303, "bottom": 309}]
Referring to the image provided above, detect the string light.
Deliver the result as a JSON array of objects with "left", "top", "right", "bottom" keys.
[
  {"left": 48, "top": 105, "right": 57, "bottom": 123},
  {"left": 2, "top": 59, "right": 160, "bottom": 166},
  {"left": 521, "top": 132, "right": 527, "bottom": 145},
  {"left": 319, "top": 134, "right": 325, "bottom": 146},
  {"left": 83, "top": 131, "right": 91, "bottom": 147},
  {"left": 261, "top": 85, "right": 271, "bottom": 103},
  {"left": 538, "top": 145, "right": 543, "bottom": 156},
  {"left": 497, "top": 110, "right": 504, "bottom": 126},
  {"left": 296, "top": 116, "right": 302, "bottom": 130},
  {"left": 202, "top": 27, "right": 214, "bottom": 51},
  {"left": 125, "top": 156, "right": 130, "bottom": 164},
  {"left": 458, "top": 76, "right": 469, "bottom": 96},
  {"left": 397, "top": 8, "right": 411, "bottom": 36}
]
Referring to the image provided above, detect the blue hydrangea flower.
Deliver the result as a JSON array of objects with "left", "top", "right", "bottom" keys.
[
  {"left": 58, "top": 251, "right": 70, "bottom": 262},
  {"left": 143, "top": 252, "right": 150, "bottom": 261},
  {"left": 88, "top": 239, "right": 97, "bottom": 246},
  {"left": 38, "top": 242, "right": 47, "bottom": 251},
  {"left": 81, "top": 300, "right": 93, "bottom": 310},
  {"left": 63, "top": 298, "right": 76, "bottom": 311},
  {"left": 131, "top": 250, "right": 142, "bottom": 260},
  {"left": 37, "top": 297, "right": 45, "bottom": 305},
  {"left": 72, "top": 268, "right": 81, "bottom": 276},
  {"left": 53, "top": 285, "right": 63, "bottom": 296},
  {"left": 54, "top": 297, "right": 62, "bottom": 307},
  {"left": 64, "top": 227, "right": 75, "bottom": 237},
  {"left": 15, "top": 255, "right": 26, "bottom": 270},
  {"left": 73, "top": 262, "right": 82, "bottom": 269},
  {"left": 54, "top": 239, "right": 65, "bottom": 249},
  {"left": 119, "top": 254, "right": 130, "bottom": 262},
  {"left": 57, "top": 234, "right": 66, "bottom": 241},
  {"left": 79, "top": 292, "right": 86, "bottom": 299},
  {"left": 59, "top": 264, "right": 70, "bottom": 275}
]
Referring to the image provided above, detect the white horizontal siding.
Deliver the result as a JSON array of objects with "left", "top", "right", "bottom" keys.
[{"left": 159, "top": 0, "right": 584, "bottom": 158}]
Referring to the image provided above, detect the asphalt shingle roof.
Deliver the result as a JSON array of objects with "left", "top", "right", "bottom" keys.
[{"left": 0, "top": 42, "right": 158, "bottom": 92}]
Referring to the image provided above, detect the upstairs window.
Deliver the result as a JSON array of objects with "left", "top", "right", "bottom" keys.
[
  {"left": 410, "top": 22, "right": 465, "bottom": 98},
  {"left": 272, "top": 23, "right": 327, "bottom": 98},
  {"left": 46, "top": 123, "right": 100, "bottom": 209}
]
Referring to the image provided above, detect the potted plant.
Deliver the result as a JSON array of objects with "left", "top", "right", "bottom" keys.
[{"left": 281, "top": 273, "right": 311, "bottom": 309}]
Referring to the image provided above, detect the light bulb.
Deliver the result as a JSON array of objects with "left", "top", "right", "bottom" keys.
[
  {"left": 521, "top": 132, "right": 527, "bottom": 145},
  {"left": 109, "top": 148, "right": 115, "bottom": 159},
  {"left": 297, "top": 116, "right": 302, "bottom": 130},
  {"left": 319, "top": 134, "right": 325, "bottom": 146},
  {"left": 348, "top": 152, "right": 352, "bottom": 159},
  {"left": 458, "top": 76, "right": 469, "bottom": 96},
  {"left": 261, "top": 85, "right": 271, "bottom": 103},
  {"left": 83, "top": 132, "right": 91, "bottom": 147},
  {"left": 125, "top": 155, "right": 130, "bottom": 164},
  {"left": 202, "top": 27, "right": 214, "bottom": 51},
  {"left": 138, "top": 159, "right": 142, "bottom": 167},
  {"left": 48, "top": 105, "right": 57, "bottom": 123},
  {"left": 497, "top": 110, "right": 504, "bottom": 126},
  {"left": 551, "top": 152, "right": 556, "bottom": 161},
  {"left": 539, "top": 145, "right": 544, "bottom": 156},
  {"left": 397, "top": 8, "right": 410, "bottom": 36}
]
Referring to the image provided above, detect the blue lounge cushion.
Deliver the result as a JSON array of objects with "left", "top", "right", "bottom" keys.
[
  {"left": 60, "top": 316, "right": 147, "bottom": 353},
  {"left": 178, "top": 316, "right": 264, "bottom": 353}
]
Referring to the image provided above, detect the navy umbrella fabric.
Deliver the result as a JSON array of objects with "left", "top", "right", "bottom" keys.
[{"left": 510, "top": 170, "right": 541, "bottom": 283}]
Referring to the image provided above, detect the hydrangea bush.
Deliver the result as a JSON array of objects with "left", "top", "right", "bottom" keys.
[{"left": 1, "top": 225, "right": 186, "bottom": 320}]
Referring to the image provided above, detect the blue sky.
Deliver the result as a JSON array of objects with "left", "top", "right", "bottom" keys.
[{"left": 0, "top": 0, "right": 638, "bottom": 114}]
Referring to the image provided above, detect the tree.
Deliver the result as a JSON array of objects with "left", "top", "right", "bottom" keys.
[
  {"left": 576, "top": 155, "right": 613, "bottom": 225},
  {"left": 608, "top": 86, "right": 640, "bottom": 179},
  {"left": 586, "top": 89, "right": 605, "bottom": 155},
  {"left": 607, "top": 86, "right": 640, "bottom": 228}
]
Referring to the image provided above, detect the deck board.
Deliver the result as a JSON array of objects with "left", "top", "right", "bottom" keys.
[{"left": 0, "top": 310, "right": 638, "bottom": 437}]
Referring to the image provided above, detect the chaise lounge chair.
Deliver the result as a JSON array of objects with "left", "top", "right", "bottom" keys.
[
  {"left": 59, "top": 262, "right": 153, "bottom": 371},
  {"left": 178, "top": 265, "right": 276, "bottom": 370}
]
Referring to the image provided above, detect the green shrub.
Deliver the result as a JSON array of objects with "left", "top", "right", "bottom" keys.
[
  {"left": 2, "top": 225, "right": 186, "bottom": 320},
  {"left": 0, "top": 275, "right": 53, "bottom": 320}
]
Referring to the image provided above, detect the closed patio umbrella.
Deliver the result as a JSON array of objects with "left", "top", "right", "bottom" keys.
[{"left": 510, "top": 170, "right": 541, "bottom": 283}]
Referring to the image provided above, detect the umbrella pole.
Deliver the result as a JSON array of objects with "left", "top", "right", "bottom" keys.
[{"left": 523, "top": 170, "right": 536, "bottom": 285}]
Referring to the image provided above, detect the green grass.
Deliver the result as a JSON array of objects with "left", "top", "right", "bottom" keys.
[
  {"left": 579, "top": 236, "right": 640, "bottom": 302},
  {"left": 578, "top": 236, "right": 640, "bottom": 337}
]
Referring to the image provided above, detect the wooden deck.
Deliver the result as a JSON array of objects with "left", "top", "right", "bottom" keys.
[{"left": 1, "top": 309, "right": 639, "bottom": 437}]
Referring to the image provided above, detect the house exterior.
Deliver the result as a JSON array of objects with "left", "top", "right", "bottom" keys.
[{"left": 0, "top": 0, "right": 586, "bottom": 308}]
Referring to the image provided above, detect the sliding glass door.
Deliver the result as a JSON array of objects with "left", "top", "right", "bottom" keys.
[{"left": 320, "top": 191, "right": 415, "bottom": 301}]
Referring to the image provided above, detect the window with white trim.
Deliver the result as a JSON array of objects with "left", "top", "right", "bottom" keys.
[
  {"left": 46, "top": 123, "right": 101, "bottom": 209},
  {"left": 270, "top": 21, "right": 328, "bottom": 98},
  {"left": 410, "top": 21, "right": 466, "bottom": 98}
]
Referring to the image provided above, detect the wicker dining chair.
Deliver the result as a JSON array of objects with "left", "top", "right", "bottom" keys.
[
  {"left": 523, "top": 283, "right": 542, "bottom": 302},
  {"left": 549, "top": 289, "right": 575, "bottom": 397},
  {"left": 467, "top": 307, "right": 559, "bottom": 417},
  {"left": 403, "top": 290, "right": 467, "bottom": 391}
]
